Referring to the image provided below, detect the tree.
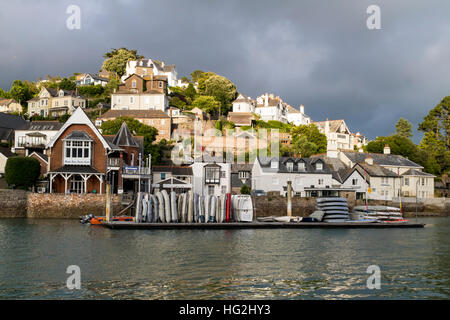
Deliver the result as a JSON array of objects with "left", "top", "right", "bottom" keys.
[
  {"left": 58, "top": 78, "right": 76, "bottom": 91},
  {"left": 240, "top": 184, "right": 251, "bottom": 195},
  {"left": 190, "top": 70, "right": 207, "bottom": 83},
  {"left": 395, "top": 118, "right": 412, "bottom": 138},
  {"left": 203, "top": 75, "right": 238, "bottom": 116},
  {"left": 101, "top": 48, "right": 143, "bottom": 77},
  {"left": 0, "top": 88, "right": 11, "bottom": 99},
  {"left": 290, "top": 124, "right": 327, "bottom": 157},
  {"left": 101, "top": 117, "right": 160, "bottom": 163},
  {"left": 9, "top": 80, "right": 37, "bottom": 108},
  {"left": 419, "top": 96, "right": 450, "bottom": 151},
  {"left": 5, "top": 157, "right": 41, "bottom": 189},
  {"left": 191, "top": 95, "right": 221, "bottom": 115}
]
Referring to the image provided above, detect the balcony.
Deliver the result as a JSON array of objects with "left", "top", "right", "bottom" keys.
[
  {"left": 17, "top": 142, "right": 46, "bottom": 149},
  {"left": 107, "top": 158, "right": 121, "bottom": 169}
]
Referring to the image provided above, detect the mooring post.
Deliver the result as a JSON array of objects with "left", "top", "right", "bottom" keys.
[
  {"left": 106, "top": 183, "right": 112, "bottom": 222},
  {"left": 287, "top": 180, "right": 292, "bottom": 216}
]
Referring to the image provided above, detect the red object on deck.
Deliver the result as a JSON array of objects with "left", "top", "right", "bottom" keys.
[
  {"left": 90, "top": 216, "right": 134, "bottom": 225},
  {"left": 226, "top": 193, "right": 231, "bottom": 222}
]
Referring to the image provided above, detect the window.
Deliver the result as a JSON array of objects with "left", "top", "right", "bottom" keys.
[
  {"left": 316, "top": 162, "right": 323, "bottom": 170},
  {"left": 271, "top": 160, "right": 278, "bottom": 169},
  {"left": 64, "top": 140, "right": 91, "bottom": 165},
  {"left": 318, "top": 179, "right": 324, "bottom": 185},
  {"left": 64, "top": 100, "right": 68, "bottom": 106},
  {"left": 132, "top": 80, "right": 136, "bottom": 88},
  {"left": 298, "top": 162, "right": 305, "bottom": 171},
  {"left": 404, "top": 178, "right": 410, "bottom": 186},
  {"left": 221, "top": 171, "right": 226, "bottom": 178},
  {"left": 239, "top": 171, "right": 250, "bottom": 179},
  {"left": 130, "top": 96, "right": 134, "bottom": 104},
  {"left": 208, "top": 185, "right": 215, "bottom": 195},
  {"left": 205, "top": 166, "right": 220, "bottom": 184},
  {"left": 159, "top": 82, "right": 163, "bottom": 88},
  {"left": 421, "top": 178, "right": 425, "bottom": 186},
  {"left": 70, "top": 175, "right": 84, "bottom": 194},
  {"left": 382, "top": 177, "right": 389, "bottom": 185},
  {"left": 221, "top": 186, "right": 227, "bottom": 194},
  {"left": 352, "top": 179, "right": 358, "bottom": 186},
  {"left": 286, "top": 161, "right": 293, "bottom": 172},
  {"left": 161, "top": 173, "right": 166, "bottom": 180}
]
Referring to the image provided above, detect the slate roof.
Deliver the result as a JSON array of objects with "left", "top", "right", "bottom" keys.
[
  {"left": 30, "top": 151, "right": 48, "bottom": 162},
  {"left": 20, "top": 121, "right": 63, "bottom": 131},
  {"left": 402, "top": 169, "right": 435, "bottom": 177},
  {"left": 99, "top": 109, "right": 170, "bottom": 120},
  {"left": 314, "top": 119, "right": 349, "bottom": 133},
  {"left": 0, "top": 146, "right": 15, "bottom": 158},
  {"left": 231, "top": 163, "right": 253, "bottom": 173},
  {"left": 354, "top": 162, "right": 399, "bottom": 178},
  {"left": 63, "top": 131, "right": 93, "bottom": 141},
  {"left": 257, "top": 156, "right": 331, "bottom": 174},
  {"left": 152, "top": 166, "right": 193, "bottom": 176},
  {"left": 112, "top": 122, "right": 139, "bottom": 147},
  {"left": 342, "top": 151, "right": 422, "bottom": 168},
  {"left": 310, "top": 154, "right": 352, "bottom": 183},
  {"left": 0, "top": 128, "right": 14, "bottom": 141},
  {"left": 0, "top": 112, "right": 28, "bottom": 129}
]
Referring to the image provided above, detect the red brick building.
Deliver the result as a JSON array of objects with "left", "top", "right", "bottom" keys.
[{"left": 46, "top": 107, "right": 149, "bottom": 194}]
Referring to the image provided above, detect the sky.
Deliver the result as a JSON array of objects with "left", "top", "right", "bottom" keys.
[{"left": 1, "top": 0, "right": 450, "bottom": 143}]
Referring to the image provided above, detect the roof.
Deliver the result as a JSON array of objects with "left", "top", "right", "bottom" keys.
[
  {"left": 402, "top": 169, "right": 435, "bottom": 177},
  {"left": 19, "top": 121, "right": 63, "bottom": 131},
  {"left": 342, "top": 151, "right": 423, "bottom": 168},
  {"left": 152, "top": 165, "right": 193, "bottom": 176},
  {"left": 99, "top": 109, "right": 170, "bottom": 120},
  {"left": 0, "top": 98, "right": 19, "bottom": 106},
  {"left": 231, "top": 163, "right": 253, "bottom": 173},
  {"left": 227, "top": 112, "right": 253, "bottom": 126},
  {"left": 0, "top": 128, "right": 14, "bottom": 141},
  {"left": 354, "top": 162, "right": 399, "bottom": 178},
  {"left": 50, "top": 165, "right": 100, "bottom": 174},
  {"left": 314, "top": 119, "right": 349, "bottom": 133},
  {"left": 257, "top": 156, "right": 331, "bottom": 174},
  {"left": 310, "top": 154, "right": 352, "bottom": 183},
  {"left": 112, "top": 122, "right": 139, "bottom": 147},
  {"left": 0, "top": 146, "right": 15, "bottom": 158},
  {"left": 233, "top": 93, "right": 255, "bottom": 104},
  {"left": 0, "top": 112, "right": 28, "bottom": 129},
  {"left": 29, "top": 151, "right": 48, "bottom": 162},
  {"left": 84, "top": 73, "right": 109, "bottom": 82},
  {"left": 286, "top": 105, "right": 300, "bottom": 114},
  {"left": 63, "top": 131, "right": 93, "bottom": 141}
]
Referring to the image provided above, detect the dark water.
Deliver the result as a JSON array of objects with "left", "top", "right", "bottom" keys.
[{"left": 0, "top": 217, "right": 449, "bottom": 299}]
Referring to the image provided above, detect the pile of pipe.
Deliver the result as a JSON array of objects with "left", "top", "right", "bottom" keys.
[
  {"left": 315, "top": 197, "right": 350, "bottom": 222},
  {"left": 134, "top": 191, "right": 253, "bottom": 223}
]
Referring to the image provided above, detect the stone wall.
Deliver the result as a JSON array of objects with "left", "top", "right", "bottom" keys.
[
  {"left": 0, "top": 190, "right": 126, "bottom": 219},
  {"left": 0, "top": 189, "right": 28, "bottom": 218},
  {"left": 254, "top": 195, "right": 317, "bottom": 217},
  {"left": 27, "top": 193, "right": 124, "bottom": 219}
]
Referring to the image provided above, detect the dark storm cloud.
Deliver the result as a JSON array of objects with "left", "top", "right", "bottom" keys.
[{"left": 1, "top": 0, "right": 450, "bottom": 141}]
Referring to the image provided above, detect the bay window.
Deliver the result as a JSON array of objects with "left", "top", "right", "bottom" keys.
[{"left": 64, "top": 140, "right": 92, "bottom": 165}]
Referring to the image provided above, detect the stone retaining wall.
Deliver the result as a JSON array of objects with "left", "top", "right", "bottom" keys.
[{"left": 0, "top": 190, "right": 28, "bottom": 218}]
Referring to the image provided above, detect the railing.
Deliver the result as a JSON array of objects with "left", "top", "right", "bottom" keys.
[
  {"left": 107, "top": 158, "right": 121, "bottom": 167},
  {"left": 17, "top": 142, "right": 46, "bottom": 148}
]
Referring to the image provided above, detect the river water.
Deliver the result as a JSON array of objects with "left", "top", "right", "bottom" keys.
[{"left": 0, "top": 217, "right": 448, "bottom": 299}]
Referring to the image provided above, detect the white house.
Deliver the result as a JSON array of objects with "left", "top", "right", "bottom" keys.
[
  {"left": 286, "top": 104, "right": 311, "bottom": 126},
  {"left": 191, "top": 156, "right": 232, "bottom": 197},
  {"left": 254, "top": 93, "right": 288, "bottom": 123},
  {"left": 232, "top": 94, "right": 256, "bottom": 113},
  {"left": 122, "top": 58, "right": 178, "bottom": 87},
  {"left": 76, "top": 74, "right": 109, "bottom": 87},
  {"left": 13, "top": 121, "right": 63, "bottom": 156},
  {"left": 252, "top": 156, "right": 335, "bottom": 197},
  {"left": 0, "top": 98, "right": 22, "bottom": 114}
]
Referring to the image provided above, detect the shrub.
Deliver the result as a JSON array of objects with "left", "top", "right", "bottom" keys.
[
  {"left": 240, "top": 184, "right": 251, "bottom": 195},
  {"left": 5, "top": 157, "right": 41, "bottom": 189}
]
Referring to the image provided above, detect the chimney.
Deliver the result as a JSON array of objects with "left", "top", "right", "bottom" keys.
[
  {"left": 384, "top": 144, "right": 391, "bottom": 155},
  {"left": 161, "top": 61, "right": 165, "bottom": 67},
  {"left": 264, "top": 94, "right": 268, "bottom": 107},
  {"left": 358, "top": 147, "right": 364, "bottom": 153},
  {"left": 300, "top": 104, "right": 305, "bottom": 114},
  {"left": 325, "top": 118, "right": 330, "bottom": 134},
  {"left": 365, "top": 155, "right": 373, "bottom": 165}
]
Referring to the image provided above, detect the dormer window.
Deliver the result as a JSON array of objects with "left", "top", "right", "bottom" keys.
[
  {"left": 271, "top": 159, "right": 279, "bottom": 169},
  {"left": 298, "top": 162, "right": 305, "bottom": 171},
  {"left": 286, "top": 161, "right": 293, "bottom": 172},
  {"left": 63, "top": 131, "right": 93, "bottom": 165},
  {"left": 316, "top": 162, "right": 323, "bottom": 171}
]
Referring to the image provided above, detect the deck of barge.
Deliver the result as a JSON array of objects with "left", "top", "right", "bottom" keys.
[{"left": 101, "top": 221, "right": 425, "bottom": 229}]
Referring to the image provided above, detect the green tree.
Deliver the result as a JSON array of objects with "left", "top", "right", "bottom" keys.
[
  {"left": 58, "top": 78, "right": 76, "bottom": 91},
  {"left": 102, "top": 48, "right": 143, "bottom": 77},
  {"left": 395, "top": 118, "right": 413, "bottom": 138},
  {"left": 5, "top": 157, "right": 41, "bottom": 189},
  {"left": 101, "top": 117, "right": 161, "bottom": 163},
  {"left": 190, "top": 70, "right": 207, "bottom": 83},
  {"left": 290, "top": 124, "right": 327, "bottom": 157},
  {"left": 240, "top": 184, "right": 251, "bottom": 195},
  {"left": 203, "top": 75, "right": 238, "bottom": 116},
  {"left": 9, "top": 80, "right": 37, "bottom": 108},
  {"left": 419, "top": 96, "right": 450, "bottom": 150},
  {"left": 0, "top": 88, "right": 11, "bottom": 99},
  {"left": 191, "top": 95, "right": 221, "bottom": 115}
]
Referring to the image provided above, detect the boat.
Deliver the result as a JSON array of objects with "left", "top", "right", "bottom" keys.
[
  {"left": 193, "top": 193, "right": 199, "bottom": 223},
  {"left": 170, "top": 191, "right": 178, "bottom": 222},
  {"left": 156, "top": 192, "right": 165, "bottom": 223},
  {"left": 232, "top": 195, "right": 253, "bottom": 222},
  {"left": 316, "top": 197, "right": 349, "bottom": 222},
  {"left": 352, "top": 205, "right": 404, "bottom": 222},
  {"left": 274, "top": 216, "right": 291, "bottom": 222},
  {"left": 209, "top": 195, "right": 217, "bottom": 222},
  {"left": 187, "top": 191, "right": 194, "bottom": 223},
  {"left": 161, "top": 190, "right": 171, "bottom": 223},
  {"left": 82, "top": 215, "right": 134, "bottom": 225}
]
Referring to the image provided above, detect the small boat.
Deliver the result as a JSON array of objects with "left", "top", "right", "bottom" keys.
[
  {"left": 302, "top": 217, "right": 320, "bottom": 222},
  {"left": 274, "top": 216, "right": 291, "bottom": 222},
  {"left": 257, "top": 216, "right": 276, "bottom": 222},
  {"left": 80, "top": 215, "right": 134, "bottom": 225}
]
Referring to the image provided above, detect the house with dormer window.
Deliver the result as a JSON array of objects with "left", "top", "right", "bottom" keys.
[
  {"left": 27, "top": 87, "right": 87, "bottom": 117},
  {"left": 45, "top": 107, "right": 148, "bottom": 194},
  {"left": 252, "top": 156, "right": 335, "bottom": 197}
]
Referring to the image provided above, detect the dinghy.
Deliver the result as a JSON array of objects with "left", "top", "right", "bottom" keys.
[
  {"left": 204, "top": 195, "right": 211, "bottom": 223},
  {"left": 193, "top": 193, "right": 199, "bottom": 223},
  {"left": 274, "top": 216, "right": 291, "bottom": 222},
  {"left": 187, "top": 191, "right": 194, "bottom": 223},
  {"left": 147, "top": 193, "right": 152, "bottom": 222},
  {"left": 181, "top": 193, "right": 187, "bottom": 222},
  {"left": 150, "top": 194, "right": 159, "bottom": 222},
  {"left": 170, "top": 191, "right": 178, "bottom": 222},
  {"left": 177, "top": 193, "right": 183, "bottom": 222},
  {"left": 209, "top": 196, "right": 216, "bottom": 222},
  {"left": 199, "top": 195, "right": 205, "bottom": 223},
  {"left": 135, "top": 192, "right": 143, "bottom": 223},
  {"left": 141, "top": 194, "right": 148, "bottom": 222},
  {"left": 161, "top": 190, "right": 171, "bottom": 223},
  {"left": 156, "top": 192, "right": 165, "bottom": 223}
]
